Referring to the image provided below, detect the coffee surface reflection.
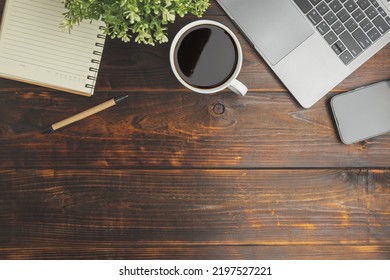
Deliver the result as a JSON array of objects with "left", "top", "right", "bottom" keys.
[{"left": 175, "top": 25, "right": 238, "bottom": 89}]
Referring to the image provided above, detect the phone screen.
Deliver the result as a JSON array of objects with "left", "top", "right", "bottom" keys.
[{"left": 330, "top": 81, "right": 390, "bottom": 144}]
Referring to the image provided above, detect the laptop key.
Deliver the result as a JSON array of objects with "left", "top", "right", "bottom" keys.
[
  {"left": 372, "top": 16, "right": 390, "bottom": 34},
  {"left": 332, "top": 40, "right": 346, "bottom": 54},
  {"left": 332, "top": 44, "right": 342, "bottom": 55},
  {"left": 332, "top": 20, "right": 346, "bottom": 34},
  {"left": 345, "top": 18, "right": 358, "bottom": 32},
  {"left": 307, "top": 9, "right": 322, "bottom": 25},
  {"left": 339, "top": 31, "right": 363, "bottom": 56},
  {"left": 317, "top": 2, "right": 330, "bottom": 15},
  {"left": 352, "top": 28, "right": 372, "bottom": 49},
  {"left": 344, "top": 0, "right": 358, "bottom": 12},
  {"left": 365, "top": 6, "right": 378, "bottom": 19},
  {"left": 360, "top": 17, "right": 374, "bottom": 31},
  {"left": 377, "top": 7, "right": 388, "bottom": 18},
  {"left": 330, "top": 0, "right": 343, "bottom": 12},
  {"left": 339, "top": 50, "right": 354, "bottom": 64},
  {"left": 324, "top": 11, "right": 337, "bottom": 24},
  {"left": 386, "top": 17, "right": 390, "bottom": 25},
  {"left": 293, "top": 0, "right": 313, "bottom": 14},
  {"left": 357, "top": 0, "right": 370, "bottom": 10},
  {"left": 367, "top": 27, "right": 381, "bottom": 42},
  {"left": 317, "top": 21, "right": 331, "bottom": 34},
  {"left": 335, "top": 40, "right": 346, "bottom": 52},
  {"left": 337, "top": 8, "right": 351, "bottom": 22},
  {"left": 369, "top": 0, "right": 380, "bottom": 8},
  {"left": 324, "top": 30, "right": 338, "bottom": 45},
  {"left": 352, "top": 8, "right": 365, "bottom": 22}
]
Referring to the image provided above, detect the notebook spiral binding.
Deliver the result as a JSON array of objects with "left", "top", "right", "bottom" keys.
[{"left": 85, "top": 25, "right": 106, "bottom": 90}]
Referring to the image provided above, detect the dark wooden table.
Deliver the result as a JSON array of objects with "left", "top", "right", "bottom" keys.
[{"left": 1, "top": 1, "right": 390, "bottom": 259}]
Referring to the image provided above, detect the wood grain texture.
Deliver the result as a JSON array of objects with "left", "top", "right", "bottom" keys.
[
  {"left": 1, "top": 91, "right": 390, "bottom": 168},
  {"left": 1, "top": 245, "right": 389, "bottom": 260},
  {"left": 0, "top": 169, "right": 389, "bottom": 259},
  {"left": 0, "top": 0, "right": 389, "bottom": 260}
]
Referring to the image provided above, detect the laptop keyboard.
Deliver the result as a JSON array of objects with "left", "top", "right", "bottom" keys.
[{"left": 294, "top": 0, "right": 390, "bottom": 65}]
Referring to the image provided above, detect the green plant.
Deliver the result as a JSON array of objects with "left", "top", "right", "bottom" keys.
[{"left": 62, "top": 0, "right": 210, "bottom": 45}]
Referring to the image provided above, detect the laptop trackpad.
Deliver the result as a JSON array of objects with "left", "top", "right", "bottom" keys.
[{"left": 222, "top": 0, "right": 314, "bottom": 65}]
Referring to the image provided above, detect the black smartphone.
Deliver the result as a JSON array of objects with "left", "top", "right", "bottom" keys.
[{"left": 330, "top": 80, "right": 390, "bottom": 144}]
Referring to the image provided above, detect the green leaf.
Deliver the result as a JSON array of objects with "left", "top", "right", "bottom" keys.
[{"left": 62, "top": 0, "right": 209, "bottom": 45}]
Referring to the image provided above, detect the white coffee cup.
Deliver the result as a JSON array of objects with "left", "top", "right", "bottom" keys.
[{"left": 170, "top": 20, "right": 247, "bottom": 96}]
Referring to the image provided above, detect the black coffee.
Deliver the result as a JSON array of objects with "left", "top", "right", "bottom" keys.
[{"left": 174, "top": 24, "right": 238, "bottom": 89}]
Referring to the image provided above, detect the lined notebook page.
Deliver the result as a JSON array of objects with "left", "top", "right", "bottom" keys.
[{"left": 0, "top": 0, "right": 105, "bottom": 95}]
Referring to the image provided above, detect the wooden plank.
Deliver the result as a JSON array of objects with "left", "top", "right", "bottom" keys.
[
  {"left": 0, "top": 1, "right": 389, "bottom": 93},
  {"left": 1, "top": 245, "right": 389, "bottom": 260},
  {"left": 0, "top": 169, "right": 389, "bottom": 259},
  {"left": 1, "top": 91, "right": 390, "bottom": 168}
]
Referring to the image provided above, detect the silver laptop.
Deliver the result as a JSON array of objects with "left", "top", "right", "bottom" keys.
[{"left": 217, "top": 0, "right": 390, "bottom": 108}]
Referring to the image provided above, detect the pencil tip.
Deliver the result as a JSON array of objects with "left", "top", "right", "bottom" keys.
[
  {"left": 114, "top": 95, "right": 129, "bottom": 104},
  {"left": 41, "top": 126, "right": 54, "bottom": 134}
]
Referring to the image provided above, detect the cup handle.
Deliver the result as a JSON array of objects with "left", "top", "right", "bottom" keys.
[{"left": 228, "top": 79, "right": 248, "bottom": 96}]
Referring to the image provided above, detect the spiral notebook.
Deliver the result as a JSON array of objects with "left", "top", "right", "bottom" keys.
[{"left": 0, "top": 0, "right": 105, "bottom": 96}]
